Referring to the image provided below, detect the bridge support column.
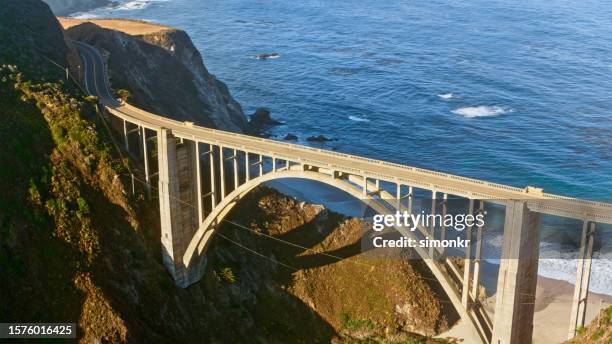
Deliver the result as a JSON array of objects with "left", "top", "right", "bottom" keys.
[
  {"left": 158, "top": 129, "right": 204, "bottom": 288},
  {"left": 233, "top": 149, "right": 239, "bottom": 190},
  {"left": 122, "top": 119, "right": 129, "bottom": 152},
  {"left": 462, "top": 199, "right": 475, "bottom": 309},
  {"left": 219, "top": 147, "right": 226, "bottom": 200},
  {"left": 567, "top": 221, "right": 595, "bottom": 339},
  {"left": 209, "top": 144, "right": 217, "bottom": 208},
  {"left": 141, "top": 126, "right": 151, "bottom": 199},
  {"left": 491, "top": 201, "right": 540, "bottom": 344},
  {"left": 472, "top": 201, "right": 485, "bottom": 299},
  {"left": 439, "top": 193, "right": 448, "bottom": 258}
]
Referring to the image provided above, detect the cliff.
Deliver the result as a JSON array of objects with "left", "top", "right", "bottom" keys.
[
  {"left": 0, "top": 0, "right": 80, "bottom": 78},
  {"left": 62, "top": 18, "right": 248, "bottom": 132},
  {"left": 42, "top": 0, "right": 111, "bottom": 16}
]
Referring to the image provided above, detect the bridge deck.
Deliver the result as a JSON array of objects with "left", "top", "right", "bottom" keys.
[{"left": 108, "top": 102, "right": 612, "bottom": 223}]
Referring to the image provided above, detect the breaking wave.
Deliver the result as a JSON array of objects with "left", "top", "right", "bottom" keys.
[
  {"left": 452, "top": 105, "right": 511, "bottom": 118},
  {"left": 115, "top": 0, "right": 169, "bottom": 11},
  {"left": 348, "top": 115, "right": 370, "bottom": 122}
]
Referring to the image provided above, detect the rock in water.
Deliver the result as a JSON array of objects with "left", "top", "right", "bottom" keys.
[
  {"left": 248, "top": 108, "right": 283, "bottom": 136},
  {"left": 283, "top": 134, "right": 298, "bottom": 141},
  {"left": 250, "top": 108, "right": 282, "bottom": 126},
  {"left": 255, "top": 53, "right": 280, "bottom": 59},
  {"left": 306, "top": 135, "right": 335, "bottom": 142}
]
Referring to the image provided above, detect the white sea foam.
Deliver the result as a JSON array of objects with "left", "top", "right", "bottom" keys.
[
  {"left": 348, "top": 115, "right": 370, "bottom": 122},
  {"left": 71, "top": 12, "right": 100, "bottom": 19},
  {"left": 452, "top": 105, "right": 511, "bottom": 118},
  {"left": 70, "top": 0, "right": 167, "bottom": 18},
  {"left": 486, "top": 237, "right": 612, "bottom": 296},
  {"left": 537, "top": 256, "right": 612, "bottom": 296},
  {"left": 115, "top": 0, "right": 169, "bottom": 11},
  {"left": 253, "top": 53, "right": 280, "bottom": 59},
  {"left": 438, "top": 92, "right": 454, "bottom": 100}
]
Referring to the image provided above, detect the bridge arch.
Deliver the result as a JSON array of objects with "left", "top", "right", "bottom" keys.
[{"left": 181, "top": 168, "right": 480, "bottom": 340}]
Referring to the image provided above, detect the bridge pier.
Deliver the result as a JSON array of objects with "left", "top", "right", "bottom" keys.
[
  {"left": 462, "top": 199, "right": 475, "bottom": 309},
  {"left": 491, "top": 200, "right": 540, "bottom": 344},
  {"left": 141, "top": 126, "right": 151, "bottom": 199},
  {"left": 567, "top": 221, "right": 595, "bottom": 339},
  {"left": 158, "top": 129, "right": 204, "bottom": 287}
]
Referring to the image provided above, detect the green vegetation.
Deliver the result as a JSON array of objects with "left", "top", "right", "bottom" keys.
[
  {"left": 566, "top": 306, "right": 612, "bottom": 344},
  {"left": 218, "top": 267, "right": 236, "bottom": 284},
  {"left": 0, "top": 63, "right": 137, "bottom": 339},
  {"left": 340, "top": 312, "right": 375, "bottom": 331},
  {"left": 116, "top": 88, "right": 131, "bottom": 103}
]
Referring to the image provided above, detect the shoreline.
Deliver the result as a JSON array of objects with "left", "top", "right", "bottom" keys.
[{"left": 441, "top": 275, "right": 612, "bottom": 343}]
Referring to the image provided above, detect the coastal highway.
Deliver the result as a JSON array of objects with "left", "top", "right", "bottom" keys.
[{"left": 75, "top": 41, "right": 612, "bottom": 224}]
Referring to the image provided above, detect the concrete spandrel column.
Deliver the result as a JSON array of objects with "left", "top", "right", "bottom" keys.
[
  {"left": 567, "top": 221, "right": 595, "bottom": 339},
  {"left": 142, "top": 126, "right": 151, "bottom": 199},
  {"left": 491, "top": 200, "right": 541, "bottom": 344},
  {"left": 158, "top": 128, "right": 183, "bottom": 285}
]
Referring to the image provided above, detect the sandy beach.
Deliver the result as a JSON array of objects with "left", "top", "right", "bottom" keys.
[{"left": 439, "top": 274, "right": 612, "bottom": 343}]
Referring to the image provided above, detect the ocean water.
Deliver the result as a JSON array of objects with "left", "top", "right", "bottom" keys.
[{"left": 74, "top": 0, "right": 612, "bottom": 293}]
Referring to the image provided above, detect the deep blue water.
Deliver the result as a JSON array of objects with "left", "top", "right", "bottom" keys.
[{"left": 77, "top": 0, "right": 612, "bottom": 200}]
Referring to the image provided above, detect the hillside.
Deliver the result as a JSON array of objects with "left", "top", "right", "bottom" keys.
[{"left": 0, "top": 0, "right": 80, "bottom": 79}]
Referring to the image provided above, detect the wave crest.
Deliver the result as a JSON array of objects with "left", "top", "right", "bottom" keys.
[
  {"left": 452, "top": 105, "right": 511, "bottom": 118},
  {"left": 348, "top": 115, "right": 370, "bottom": 122},
  {"left": 115, "top": 0, "right": 169, "bottom": 11}
]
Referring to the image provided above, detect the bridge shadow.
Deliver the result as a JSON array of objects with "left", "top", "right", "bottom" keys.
[{"left": 206, "top": 221, "right": 338, "bottom": 342}]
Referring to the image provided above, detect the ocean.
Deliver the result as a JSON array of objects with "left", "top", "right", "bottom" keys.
[{"left": 73, "top": 0, "right": 612, "bottom": 294}]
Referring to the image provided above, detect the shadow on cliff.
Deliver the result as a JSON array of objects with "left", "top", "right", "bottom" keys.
[
  {"left": 202, "top": 217, "right": 338, "bottom": 342},
  {"left": 0, "top": 77, "right": 87, "bottom": 328}
]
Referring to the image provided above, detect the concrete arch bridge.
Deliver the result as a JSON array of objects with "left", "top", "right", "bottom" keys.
[{"left": 76, "top": 41, "right": 612, "bottom": 344}]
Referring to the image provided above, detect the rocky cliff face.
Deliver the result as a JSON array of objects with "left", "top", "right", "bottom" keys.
[
  {"left": 42, "top": 0, "right": 110, "bottom": 15},
  {"left": 66, "top": 22, "right": 248, "bottom": 132},
  {"left": 0, "top": 0, "right": 80, "bottom": 78}
]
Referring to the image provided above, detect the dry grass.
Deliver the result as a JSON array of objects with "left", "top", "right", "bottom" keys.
[{"left": 58, "top": 17, "right": 173, "bottom": 35}]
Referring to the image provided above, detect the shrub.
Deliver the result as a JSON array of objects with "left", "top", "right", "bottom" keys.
[{"left": 219, "top": 267, "right": 236, "bottom": 284}]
